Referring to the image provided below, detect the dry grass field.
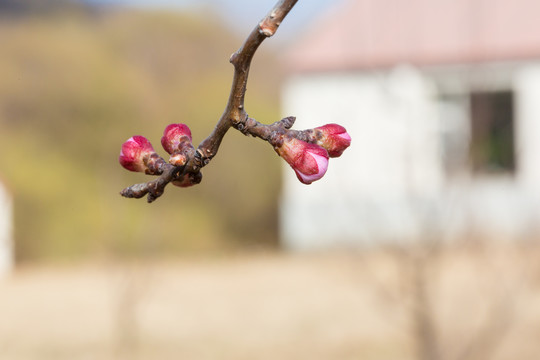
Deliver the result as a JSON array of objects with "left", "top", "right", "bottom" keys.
[{"left": 0, "top": 245, "right": 539, "bottom": 360}]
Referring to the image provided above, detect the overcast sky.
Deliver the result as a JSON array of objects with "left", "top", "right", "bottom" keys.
[{"left": 88, "top": 0, "right": 340, "bottom": 35}]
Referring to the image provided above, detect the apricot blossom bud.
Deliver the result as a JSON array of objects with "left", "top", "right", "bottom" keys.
[
  {"left": 277, "top": 138, "right": 329, "bottom": 184},
  {"left": 161, "top": 123, "right": 192, "bottom": 155},
  {"left": 314, "top": 123, "right": 351, "bottom": 157},
  {"left": 119, "top": 136, "right": 156, "bottom": 172}
]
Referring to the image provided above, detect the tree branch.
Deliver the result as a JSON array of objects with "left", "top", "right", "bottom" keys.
[
  {"left": 120, "top": 0, "right": 299, "bottom": 202},
  {"left": 193, "top": 0, "right": 298, "bottom": 164}
]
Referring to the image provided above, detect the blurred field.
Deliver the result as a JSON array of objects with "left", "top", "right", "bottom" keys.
[
  {"left": 0, "top": 244, "right": 539, "bottom": 360},
  {"left": 0, "top": 6, "right": 285, "bottom": 261}
]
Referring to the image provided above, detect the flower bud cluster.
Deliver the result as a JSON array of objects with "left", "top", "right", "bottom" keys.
[
  {"left": 275, "top": 123, "right": 351, "bottom": 185},
  {"left": 119, "top": 123, "right": 194, "bottom": 174},
  {"left": 119, "top": 121, "right": 350, "bottom": 188}
]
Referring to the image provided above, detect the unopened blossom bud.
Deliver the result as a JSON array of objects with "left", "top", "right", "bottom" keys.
[
  {"left": 277, "top": 138, "right": 329, "bottom": 185},
  {"left": 119, "top": 136, "right": 156, "bottom": 172},
  {"left": 314, "top": 123, "right": 351, "bottom": 158},
  {"left": 161, "top": 123, "right": 192, "bottom": 155}
]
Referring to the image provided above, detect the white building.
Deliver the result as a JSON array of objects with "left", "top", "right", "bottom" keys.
[
  {"left": 0, "top": 179, "right": 13, "bottom": 277},
  {"left": 280, "top": 0, "right": 540, "bottom": 249}
]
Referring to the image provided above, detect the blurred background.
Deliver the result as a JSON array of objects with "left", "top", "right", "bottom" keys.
[{"left": 1, "top": 0, "right": 540, "bottom": 359}]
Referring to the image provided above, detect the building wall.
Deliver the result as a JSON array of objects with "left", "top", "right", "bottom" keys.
[
  {"left": 516, "top": 65, "right": 540, "bottom": 196},
  {"left": 0, "top": 181, "right": 13, "bottom": 277},
  {"left": 280, "top": 63, "right": 540, "bottom": 250}
]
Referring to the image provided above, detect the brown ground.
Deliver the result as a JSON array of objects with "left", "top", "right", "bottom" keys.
[{"left": 0, "top": 245, "right": 539, "bottom": 360}]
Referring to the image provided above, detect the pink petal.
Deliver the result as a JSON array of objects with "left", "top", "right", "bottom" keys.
[
  {"left": 338, "top": 132, "right": 351, "bottom": 142},
  {"left": 295, "top": 152, "right": 329, "bottom": 184}
]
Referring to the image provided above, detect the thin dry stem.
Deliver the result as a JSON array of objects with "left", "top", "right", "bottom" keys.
[{"left": 194, "top": 0, "right": 298, "bottom": 162}]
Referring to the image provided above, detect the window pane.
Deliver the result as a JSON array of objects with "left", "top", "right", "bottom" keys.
[{"left": 469, "top": 91, "right": 515, "bottom": 174}]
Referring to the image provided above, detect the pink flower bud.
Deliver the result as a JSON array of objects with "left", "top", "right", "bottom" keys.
[
  {"left": 119, "top": 136, "right": 156, "bottom": 172},
  {"left": 161, "top": 123, "right": 192, "bottom": 155},
  {"left": 277, "top": 138, "right": 329, "bottom": 184},
  {"left": 314, "top": 123, "right": 351, "bottom": 158}
]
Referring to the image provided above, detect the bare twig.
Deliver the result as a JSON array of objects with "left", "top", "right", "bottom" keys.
[
  {"left": 197, "top": 0, "right": 299, "bottom": 160},
  {"left": 120, "top": 0, "right": 299, "bottom": 202}
]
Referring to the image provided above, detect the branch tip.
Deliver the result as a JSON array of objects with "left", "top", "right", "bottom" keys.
[{"left": 280, "top": 116, "right": 296, "bottom": 129}]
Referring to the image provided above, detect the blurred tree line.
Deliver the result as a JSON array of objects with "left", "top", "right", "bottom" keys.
[
  {"left": 0, "top": 0, "right": 88, "bottom": 15},
  {"left": 0, "top": 1, "right": 284, "bottom": 262}
]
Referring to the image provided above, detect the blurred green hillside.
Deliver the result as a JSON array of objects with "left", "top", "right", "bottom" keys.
[{"left": 0, "top": 8, "right": 284, "bottom": 262}]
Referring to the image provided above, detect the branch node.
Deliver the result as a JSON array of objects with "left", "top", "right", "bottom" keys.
[
  {"left": 235, "top": 122, "right": 250, "bottom": 136},
  {"left": 270, "top": 132, "right": 284, "bottom": 148},
  {"left": 259, "top": 24, "right": 275, "bottom": 37}
]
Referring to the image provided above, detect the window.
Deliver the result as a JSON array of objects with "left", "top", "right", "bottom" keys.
[
  {"left": 438, "top": 90, "right": 516, "bottom": 177},
  {"left": 469, "top": 91, "right": 515, "bottom": 174}
]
